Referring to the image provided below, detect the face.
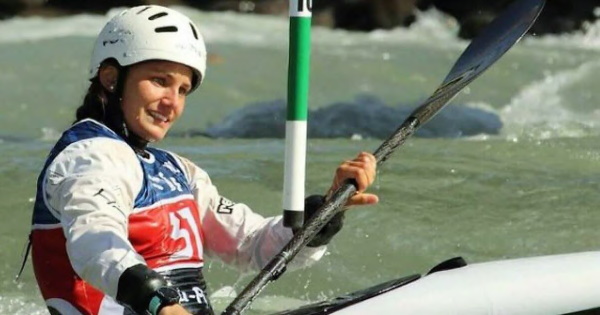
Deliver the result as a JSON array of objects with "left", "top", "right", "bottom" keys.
[{"left": 120, "top": 60, "right": 193, "bottom": 142}]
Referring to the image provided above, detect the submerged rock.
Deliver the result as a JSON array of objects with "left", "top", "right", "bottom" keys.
[{"left": 200, "top": 94, "right": 502, "bottom": 139}]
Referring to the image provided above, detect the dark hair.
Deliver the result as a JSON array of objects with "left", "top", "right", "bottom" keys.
[
  {"left": 74, "top": 59, "right": 148, "bottom": 156},
  {"left": 74, "top": 60, "right": 129, "bottom": 137},
  {"left": 73, "top": 61, "right": 149, "bottom": 152}
]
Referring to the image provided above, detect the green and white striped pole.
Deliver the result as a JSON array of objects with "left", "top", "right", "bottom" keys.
[{"left": 283, "top": 0, "right": 312, "bottom": 230}]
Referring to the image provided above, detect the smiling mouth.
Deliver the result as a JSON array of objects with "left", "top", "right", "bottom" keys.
[{"left": 148, "top": 110, "right": 170, "bottom": 123}]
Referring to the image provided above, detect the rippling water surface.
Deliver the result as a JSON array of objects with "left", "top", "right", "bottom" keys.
[{"left": 2, "top": 6, "right": 600, "bottom": 314}]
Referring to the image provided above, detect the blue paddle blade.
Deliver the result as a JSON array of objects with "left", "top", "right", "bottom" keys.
[
  {"left": 446, "top": 0, "right": 544, "bottom": 86},
  {"left": 375, "top": 0, "right": 545, "bottom": 162}
]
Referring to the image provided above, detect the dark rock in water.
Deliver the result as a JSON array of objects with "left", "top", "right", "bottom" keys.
[
  {"left": 201, "top": 94, "right": 502, "bottom": 139},
  {"left": 203, "top": 100, "right": 287, "bottom": 138},
  {"left": 190, "top": 0, "right": 417, "bottom": 30},
  {"left": 420, "top": 0, "right": 599, "bottom": 38},
  {"left": 309, "top": 95, "right": 400, "bottom": 138},
  {"left": 331, "top": 0, "right": 418, "bottom": 31},
  {"left": 45, "top": 0, "right": 138, "bottom": 13},
  {"left": 416, "top": 101, "right": 502, "bottom": 138},
  {"left": 50, "top": 0, "right": 198, "bottom": 13},
  {"left": 2, "top": 0, "right": 598, "bottom": 39},
  {"left": 0, "top": 0, "right": 45, "bottom": 18},
  {"left": 3, "top": 0, "right": 600, "bottom": 39},
  {"left": 194, "top": 0, "right": 288, "bottom": 15},
  {"left": 0, "top": 134, "right": 30, "bottom": 143}
]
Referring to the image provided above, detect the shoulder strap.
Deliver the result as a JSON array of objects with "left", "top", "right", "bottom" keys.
[{"left": 15, "top": 233, "right": 32, "bottom": 281}]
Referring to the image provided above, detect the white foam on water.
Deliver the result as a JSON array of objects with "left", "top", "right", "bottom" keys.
[
  {"left": 525, "top": 9, "right": 600, "bottom": 51},
  {"left": 0, "top": 14, "right": 104, "bottom": 43},
  {"left": 180, "top": 6, "right": 464, "bottom": 50},
  {"left": 0, "top": 6, "right": 293, "bottom": 46},
  {"left": 234, "top": 294, "right": 309, "bottom": 313},
  {"left": 177, "top": 8, "right": 289, "bottom": 47},
  {"left": 40, "top": 127, "right": 61, "bottom": 142},
  {"left": 366, "top": 9, "right": 463, "bottom": 46},
  {"left": 210, "top": 285, "right": 237, "bottom": 299},
  {"left": 1, "top": 4, "right": 599, "bottom": 55},
  {"left": 0, "top": 295, "right": 46, "bottom": 315},
  {"left": 500, "top": 59, "right": 600, "bottom": 140},
  {"left": 209, "top": 286, "right": 311, "bottom": 314},
  {"left": 0, "top": 6, "right": 462, "bottom": 50}
]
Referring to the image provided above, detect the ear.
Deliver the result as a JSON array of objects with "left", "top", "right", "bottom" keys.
[{"left": 98, "top": 64, "right": 119, "bottom": 93}]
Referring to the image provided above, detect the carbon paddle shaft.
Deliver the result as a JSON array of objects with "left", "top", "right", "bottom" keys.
[{"left": 222, "top": 0, "right": 544, "bottom": 313}]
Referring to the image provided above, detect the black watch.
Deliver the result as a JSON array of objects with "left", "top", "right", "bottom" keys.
[{"left": 147, "top": 286, "right": 180, "bottom": 315}]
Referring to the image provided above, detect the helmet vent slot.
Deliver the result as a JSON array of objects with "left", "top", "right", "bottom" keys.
[
  {"left": 155, "top": 26, "right": 178, "bottom": 33},
  {"left": 137, "top": 7, "right": 150, "bottom": 14},
  {"left": 190, "top": 23, "right": 199, "bottom": 40},
  {"left": 149, "top": 12, "right": 168, "bottom": 20}
]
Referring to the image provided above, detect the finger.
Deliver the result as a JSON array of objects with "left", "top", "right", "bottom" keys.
[
  {"left": 358, "top": 152, "right": 376, "bottom": 166},
  {"left": 334, "top": 160, "right": 363, "bottom": 183},
  {"left": 346, "top": 193, "right": 379, "bottom": 207},
  {"left": 347, "top": 160, "right": 376, "bottom": 191},
  {"left": 330, "top": 153, "right": 377, "bottom": 196},
  {"left": 354, "top": 153, "right": 377, "bottom": 184},
  {"left": 337, "top": 163, "right": 370, "bottom": 192}
]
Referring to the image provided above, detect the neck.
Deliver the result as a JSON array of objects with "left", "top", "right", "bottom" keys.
[
  {"left": 122, "top": 126, "right": 150, "bottom": 157},
  {"left": 102, "top": 91, "right": 149, "bottom": 155},
  {"left": 103, "top": 113, "right": 149, "bottom": 156},
  {"left": 127, "top": 135, "right": 150, "bottom": 157}
]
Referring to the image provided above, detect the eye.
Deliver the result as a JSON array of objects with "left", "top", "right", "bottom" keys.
[
  {"left": 152, "top": 77, "right": 166, "bottom": 86},
  {"left": 179, "top": 86, "right": 190, "bottom": 96}
]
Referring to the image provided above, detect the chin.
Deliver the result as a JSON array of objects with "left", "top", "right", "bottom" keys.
[
  {"left": 137, "top": 127, "right": 167, "bottom": 142},
  {"left": 146, "top": 132, "right": 166, "bottom": 142}
]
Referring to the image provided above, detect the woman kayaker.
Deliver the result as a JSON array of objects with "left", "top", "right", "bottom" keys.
[{"left": 29, "top": 5, "right": 378, "bottom": 315}]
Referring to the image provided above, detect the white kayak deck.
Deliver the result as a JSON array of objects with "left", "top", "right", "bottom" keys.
[{"left": 335, "top": 251, "right": 600, "bottom": 314}]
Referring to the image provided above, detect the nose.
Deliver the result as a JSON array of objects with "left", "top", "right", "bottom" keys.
[{"left": 161, "top": 87, "right": 182, "bottom": 109}]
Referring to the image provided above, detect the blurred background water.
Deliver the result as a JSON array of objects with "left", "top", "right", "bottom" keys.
[{"left": 2, "top": 5, "right": 600, "bottom": 314}]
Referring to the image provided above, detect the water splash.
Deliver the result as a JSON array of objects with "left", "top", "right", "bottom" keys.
[
  {"left": 527, "top": 10, "right": 600, "bottom": 51},
  {"left": 0, "top": 7, "right": 462, "bottom": 50},
  {"left": 501, "top": 60, "right": 600, "bottom": 140},
  {"left": 40, "top": 128, "right": 61, "bottom": 142},
  {"left": 0, "top": 15, "right": 104, "bottom": 43},
  {"left": 367, "top": 9, "right": 463, "bottom": 46}
]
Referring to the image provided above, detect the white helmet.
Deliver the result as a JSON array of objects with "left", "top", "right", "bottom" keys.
[{"left": 89, "top": 5, "right": 207, "bottom": 92}]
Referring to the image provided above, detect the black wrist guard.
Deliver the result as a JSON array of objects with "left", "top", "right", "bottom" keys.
[
  {"left": 304, "top": 195, "right": 345, "bottom": 247},
  {"left": 148, "top": 286, "right": 180, "bottom": 315},
  {"left": 116, "top": 264, "right": 167, "bottom": 314}
]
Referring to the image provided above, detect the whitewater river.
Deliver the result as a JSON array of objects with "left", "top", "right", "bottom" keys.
[{"left": 1, "top": 6, "right": 600, "bottom": 314}]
